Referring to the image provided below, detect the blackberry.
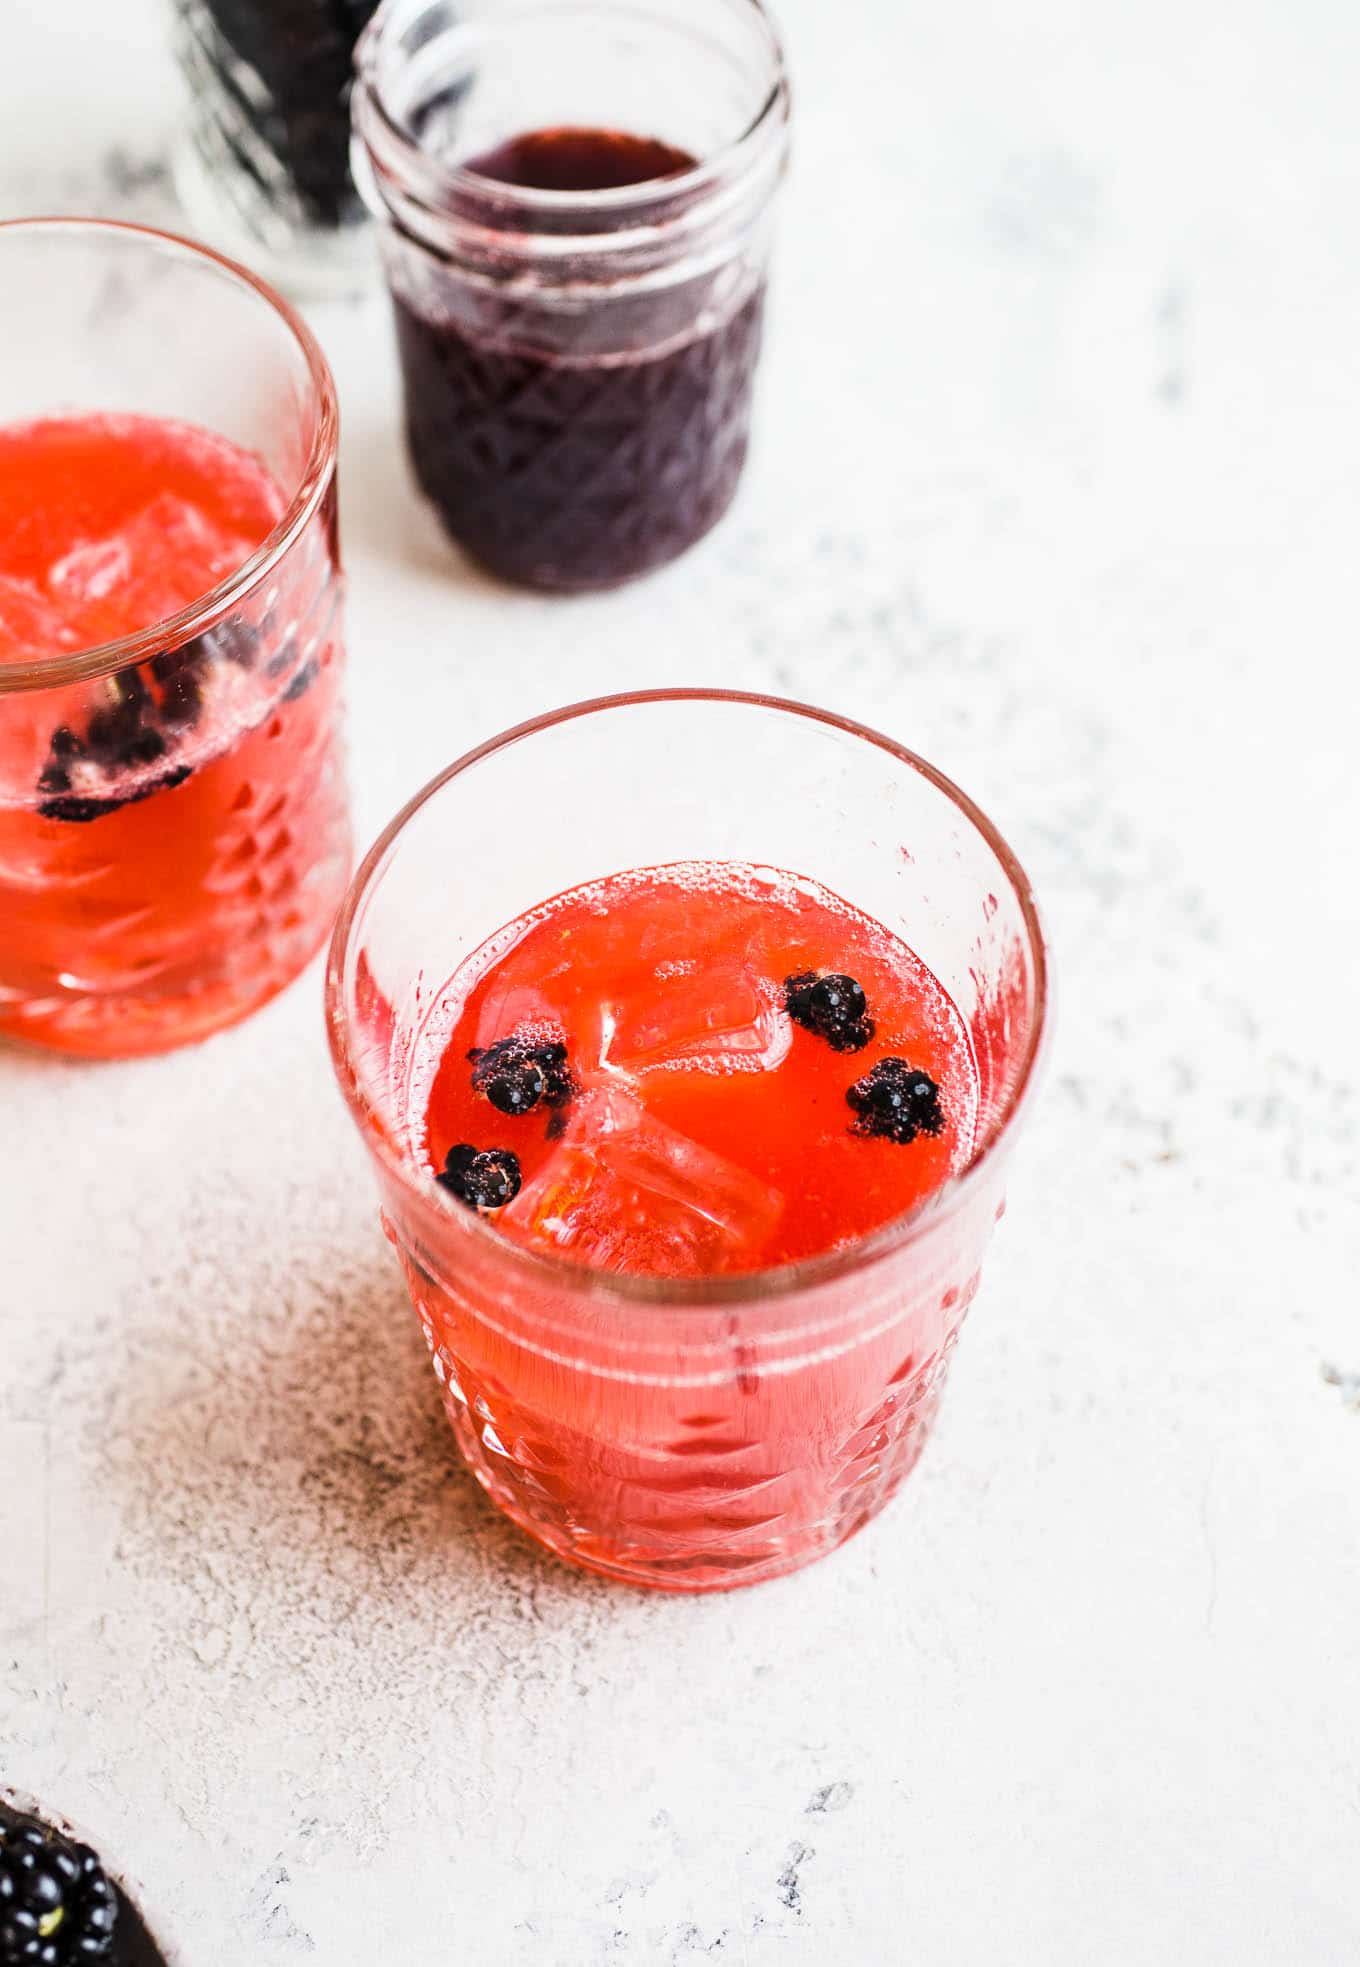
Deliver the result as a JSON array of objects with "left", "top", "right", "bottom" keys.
[
  {"left": 469, "top": 1033, "right": 576, "bottom": 1118},
  {"left": 478, "top": 1054, "right": 545, "bottom": 1117},
  {"left": 111, "top": 667, "right": 152, "bottom": 717},
  {"left": 38, "top": 765, "right": 191, "bottom": 826},
  {"left": 846, "top": 1059, "right": 945, "bottom": 1144},
  {"left": 157, "top": 667, "right": 204, "bottom": 728},
  {"left": 36, "top": 791, "right": 113, "bottom": 825},
  {"left": 85, "top": 671, "right": 153, "bottom": 768},
  {"left": 36, "top": 727, "right": 86, "bottom": 799},
  {"left": 0, "top": 1821, "right": 118, "bottom": 1964},
  {"left": 149, "top": 648, "right": 192, "bottom": 683},
  {"left": 36, "top": 650, "right": 202, "bottom": 822},
  {"left": 784, "top": 971, "right": 875, "bottom": 1053},
  {"left": 123, "top": 728, "right": 168, "bottom": 769},
  {"left": 150, "top": 645, "right": 210, "bottom": 728},
  {"left": 437, "top": 1144, "right": 522, "bottom": 1210},
  {"left": 32, "top": 593, "right": 310, "bottom": 825}
]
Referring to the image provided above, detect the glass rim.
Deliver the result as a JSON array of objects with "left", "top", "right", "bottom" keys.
[
  {"left": 326, "top": 688, "right": 1052, "bottom": 1310},
  {"left": 0, "top": 217, "right": 340, "bottom": 697},
  {"left": 353, "top": 0, "right": 791, "bottom": 225}
]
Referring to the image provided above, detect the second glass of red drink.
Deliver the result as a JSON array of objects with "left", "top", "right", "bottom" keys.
[
  {"left": 327, "top": 691, "right": 1048, "bottom": 1591},
  {"left": 0, "top": 220, "right": 351, "bottom": 1057}
]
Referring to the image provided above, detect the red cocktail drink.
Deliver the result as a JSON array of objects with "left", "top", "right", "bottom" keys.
[
  {"left": 0, "top": 222, "right": 350, "bottom": 1056},
  {"left": 422, "top": 863, "right": 979, "bottom": 1273},
  {"left": 328, "top": 694, "right": 1047, "bottom": 1590}
]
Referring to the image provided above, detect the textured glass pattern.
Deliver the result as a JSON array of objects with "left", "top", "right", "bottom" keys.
[
  {"left": 0, "top": 501, "right": 350, "bottom": 1056},
  {"left": 398, "top": 1239, "right": 979, "bottom": 1591},
  {"left": 394, "top": 287, "right": 767, "bottom": 590}
]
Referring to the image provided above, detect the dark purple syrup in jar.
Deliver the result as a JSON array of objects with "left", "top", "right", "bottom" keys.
[
  {"left": 392, "top": 126, "right": 768, "bottom": 591},
  {"left": 468, "top": 126, "right": 695, "bottom": 193}
]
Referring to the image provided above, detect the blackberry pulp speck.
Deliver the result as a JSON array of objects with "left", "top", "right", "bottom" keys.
[{"left": 391, "top": 127, "right": 768, "bottom": 591}]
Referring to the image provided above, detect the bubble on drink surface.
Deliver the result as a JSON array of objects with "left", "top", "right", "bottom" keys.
[
  {"left": 591, "top": 955, "right": 792, "bottom": 1079},
  {"left": 511, "top": 1084, "right": 784, "bottom": 1274},
  {"left": 468, "top": 983, "right": 566, "bottom": 1058}
]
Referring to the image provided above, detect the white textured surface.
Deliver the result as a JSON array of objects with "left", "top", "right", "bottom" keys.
[{"left": 3, "top": 2, "right": 1359, "bottom": 1961}]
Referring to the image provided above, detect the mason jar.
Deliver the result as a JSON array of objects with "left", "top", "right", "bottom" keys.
[{"left": 352, "top": 0, "right": 792, "bottom": 590}]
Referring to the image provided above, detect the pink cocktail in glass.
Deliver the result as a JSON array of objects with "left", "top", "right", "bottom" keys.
[
  {"left": 328, "top": 692, "right": 1047, "bottom": 1591},
  {"left": 0, "top": 221, "right": 350, "bottom": 1057}
]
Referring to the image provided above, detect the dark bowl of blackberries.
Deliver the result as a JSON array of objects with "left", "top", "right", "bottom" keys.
[{"left": 0, "top": 1802, "right": 169, "bottom": 1967}]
